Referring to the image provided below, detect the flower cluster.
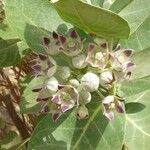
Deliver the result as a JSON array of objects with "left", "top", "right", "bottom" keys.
[{"left": 30, "top": 29, "right": 135, "bottom": 121}]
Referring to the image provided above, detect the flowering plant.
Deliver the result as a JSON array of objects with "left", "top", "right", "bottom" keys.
[{"left": 0, "top": 0, "right": 150, "bottom": 150}]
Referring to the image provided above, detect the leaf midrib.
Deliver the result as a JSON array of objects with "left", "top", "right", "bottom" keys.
[{"left": 72, "top": 104, "right": 102, "bottom": 150}]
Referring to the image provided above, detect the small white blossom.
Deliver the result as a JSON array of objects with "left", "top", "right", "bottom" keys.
[
  {"left": 46, "top": 77, "right": 58, "bottom": 93},
  {"left": 81, "top": 72, "right": 100, "bottom": 92}
]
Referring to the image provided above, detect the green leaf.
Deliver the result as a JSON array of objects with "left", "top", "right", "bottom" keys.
[
  {"left": 130, "top": 47, "right": 150, "bottom": 79},
  {"left": 53, "top": 0, "right": 130, "bottom": 39},
  {"left": 118, "top": 77, "right": 150, "bottom": 150},
  {"left": 20, "top": 77, "right": 45, "bottom": 113},
  {"left": 119, "top": 0, "right": 150, "bottom": 35},
  {"left": 28, "top": 92, "right": 125, "bottom": 150},
  {"left": 5, "top": 0, "right": 72, "bottom": 54},
  {"left": 121, "top": 16, "right": 150, "bottom": 52},
  {"left": 82, "top": 0, "right": 105, "bottom": 7},
  {"left": 109, "top": 0, "right": 133, "bottom": 13},
  {"left": 0, "top": 38, "right": 20, "bottom": 67},
  {"left": 0, "top": 21, "right": 19, "bottom": 39}
]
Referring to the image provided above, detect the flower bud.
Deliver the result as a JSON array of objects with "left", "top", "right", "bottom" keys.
[
  {"left": 76, "top": 105, "right": 89, "bottom": 120},
  {"left": 72, "top": 54, "right": 87, "bottom": 69},
  {"left": 46, "top": 77, "right": 58, "bottom": 93},
  {"left": 100, "top": 70, "right": 114, "bottom": 88},
  {"left": 58, "top": 66, "right": 71, "bottom": 80},
  {"left": 69, "top": 79, "right": 80, "bottom": 87},
  {"left": 79, "top": 90, "right": 91, "bottom": 104},
  {"left": 81, "top": 72, "right": 100, "bottom": 92}
]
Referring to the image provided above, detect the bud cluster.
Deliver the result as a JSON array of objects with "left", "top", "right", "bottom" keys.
[{"left": 30, "top": 29, "right": 135, "bottom": 121}]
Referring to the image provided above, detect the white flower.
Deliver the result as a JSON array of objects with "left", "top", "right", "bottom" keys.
[
  {"left": 81, "top": 72, "right": 100, "bottom": 92},
  {"left": 79, "top": 89, "right": 91, "bottom": 104}
]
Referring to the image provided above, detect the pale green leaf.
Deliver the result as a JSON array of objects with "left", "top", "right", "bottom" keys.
[
  {"left": 5, "top": 0, "right": 72, "bottom": 54},
  {"left": 130, "top": 47, "right": 150, "bottom": 79},
  {"left": 53, "top": 0, "right": 130, "bottom": 39},
  {"left": 109, "top": 0, "right": 133, "bottom": 13},
  {"left": 0, "top": 38, "right": 30, "bottom": 67},
  {"left": 118, "top": 77, "right": 150, "bottom": 150}
]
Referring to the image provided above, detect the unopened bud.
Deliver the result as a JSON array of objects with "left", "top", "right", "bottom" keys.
[
  {"left": 72, "top": 54, "right": 87, "bottom": 69},
  {"left": 69, "top": 79, "right": 80, "bottom": 87},
  {"left": 46, "top": 77, "right": 58, "bottom": 93},
  {"left": 81, "top": 72, "right": 100, "bottom": 92},
  {"left": 100, "top": 71, "right": 114, "bottom": 88},
  {"left": 79, "top": 90, "right": 91, "bottom": 104},
  {"left": 76, "top": 105, "right": 89, "bottom": 120},
  {"left": 58, "top": 66, "right": 71, "bottom": 80}
]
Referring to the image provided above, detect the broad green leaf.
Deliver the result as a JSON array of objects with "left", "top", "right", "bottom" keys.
[
  {"left": 119, "top": 0, "right": 150, "bottom": 35},
  {"left": 118, "top": 77, "right": 150, "bottom": 150},
  {"left": 109, "top": 0, "right": 133, "bottom": 13},
  {"left": 53, "top": 0, "right": 130, "bottom": 39},
  {"left": 0, "top": 21, "right": 18, "bottom": 39},
  {"left": 5, "top": 0, "right": 72, "bottom": 54},
  {"left": 121, "top": 16, "right": 150, "bottom": 52},
  {"left": 0, "top": 38, "right": 20, "bottom": 67},
  {"left": 130, "top": 47, "right": 150, "bottom": 79},
  {"left": 28, "top": 92, "right": 125, "bottom": 150},
  {"left": 20, "top": 77, "right": 45, "bottom": 113}
]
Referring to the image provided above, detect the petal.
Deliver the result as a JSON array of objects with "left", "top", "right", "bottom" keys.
[
  {"left": 123, "top": 49, "right": 134, "bottom": 57},
  {"left": 31, "top": 64, "right": 41, "bottom": 71},
  {"left": 52, "top": 31, "right": 58, "bottom": 39},
  {"left": 38, "top": 53, "right": 47, "bottom": 61},
  {"left": 126, "top": 62, "right": 135, "bottom": 68},
  {"left": 59, "top": 35, "right": 66, "bottom": 44},
  {"left": 103, "top": 95, "right": 115, "bottom": 104},
  {"left": 43, "top": 37, "right": 50, "bottom": 46},
  {"left": 51, "top": 95, "right": 61, "bottom": 105},
  {"left": 32, "top": 84, "right": 43, "bottom": 92},
  {"left": 41, "top": 105, "right": 50, "bottom": 113},
  {"left": 52, "top": 112, "right": 62, "bottom": 122},
  {"left": 104, "top": 110, "right": 114, "bottom": 120},
  {"left": 61, "top": 103, "right": 74, "bottom": 113},
  {"left": 88, "top": 43, "right": 96, "bottom": 51},
  {"left": 116, "top": 102, "right": 125, "bottom": 113},
  {"left": 100, "top": 42, "right": 107, "bottom": 49},
  {"left": 70, "top": 30, "right": 78, "bottom": 39}
]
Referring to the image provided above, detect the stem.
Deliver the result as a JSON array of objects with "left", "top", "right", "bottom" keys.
[
  {"left": 96, "top": 90, "right": 105, "bottom": 99},
  {"left": 0, "top": 89, "right": 30, "bottom": 140}
]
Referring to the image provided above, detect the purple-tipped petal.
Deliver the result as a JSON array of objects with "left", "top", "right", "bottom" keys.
[
  {"left": 126, "top": 62, "right": 135, "bottom": 68},
  {"left": 116, "top": 103, "right": 124, "bottom": 113},
  {"left": 32, "top": 64, "right": 41, "bottom": 71},
  {"left": 126, "top": 71, "right": 132, "bottom": 78},
  {"left": 100, "top": 43, "right": 107, "bottom": 49},
  {"left": 70, "top": 30, "right": 78, "bottom": 39},
  {"left": 123, "top": 49, "right": 133, "bottom": 57},
  {"left": 38, "top": 53, "right": 47, "bottom": 61},
  {"left": 59, "top": 35, "right": 66, "bottom": 44},
  {"left": 52, "top": 31, "right": 58, "bottom": 39},
  {"left": 114, "top": 44, "right": 121, "bottom": 51},
  {"left": 51, "top": 95, "right": 61, "bottom": 105},
  {"left": 61, "top": 104, "right": 74, "bottom": 113},
  {"left": 43, "top": 37, "right": 50, "bottom": 46},
  {"left": 88, "top": 43, "right": 96, "bottom": 51},
  {"left": 52, "top": 112, "right": 61, "bottom": 122},
  {"left": 41, "top": 106, "right": 50, "bottom": 113},
  {"left": 29, "top": 60, "right": 37, "bottom": 66},
  {"left": 104, "top": 111, "right": 114, "bottom": 120}
]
